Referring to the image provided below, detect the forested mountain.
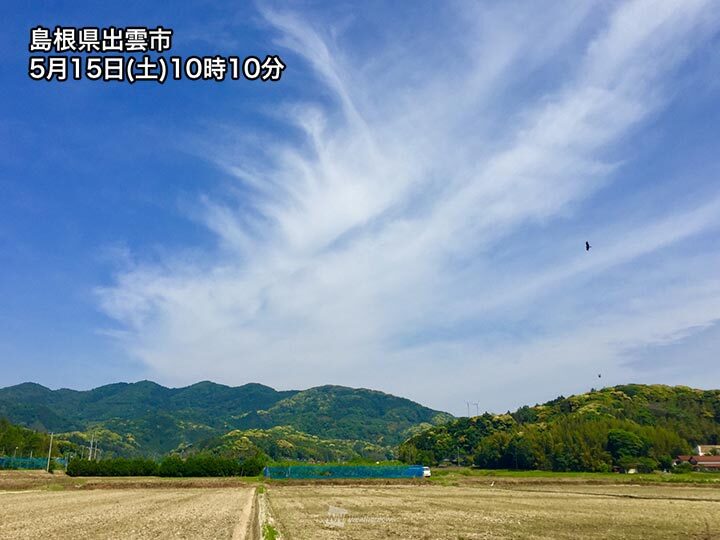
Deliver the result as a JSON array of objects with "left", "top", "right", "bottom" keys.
[
  {"left": 195, "top": 425, "right": 392, "bottom": 462},
  {"left": 0, "top": 381, "right": 450, "bottom": 458},
  {"left": 5, "top": 382, "right": 719, "bottom": 469},
  {"left": 399, "top": 384, "right": 720, "bottom": 472},
  {"left": 232, "top": 385, "right": 453, "bottom": 445},
  {"left": 0, "top": 381, "right": 294, "bottom": 432}
]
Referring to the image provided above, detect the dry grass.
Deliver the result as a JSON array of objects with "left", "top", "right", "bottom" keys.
[
  {"left": 0, "top": 487, "right": 255, "bottom": 539},
  {"left": 0, "top": 472, "right": 257, "bottom": 540},
  {"left": 267, "top": 482, "right": 720, "bottom": 539},
  {"left": 0, "top": 470, "right": 258, "bottom": 491},
  {"left": 4, "top": 471, "right": 720, "bottom": 539}
]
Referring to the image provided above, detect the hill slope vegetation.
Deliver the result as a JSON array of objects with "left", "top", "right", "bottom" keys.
[
  {"left": 0, "top": 381, "right": 450, "bottom": 458},
  {"left": 399, "top": 384, "right": 720, "bottom": 472}
]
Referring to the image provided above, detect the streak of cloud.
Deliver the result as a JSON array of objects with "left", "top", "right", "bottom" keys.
[{"left": 98, "top": 0, "right": 720, "bottom": 414}]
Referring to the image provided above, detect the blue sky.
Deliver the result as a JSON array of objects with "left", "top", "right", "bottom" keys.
[{"left": 1, "top": 1, "right": 719, "bottom": 415}]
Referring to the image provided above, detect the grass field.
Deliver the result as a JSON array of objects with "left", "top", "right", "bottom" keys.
[
  {"left": 428, "top": 467, "right": 720, "bottom": 484},
  {"left": 266, "top": 470, "right": 720, "bottom": 539}
]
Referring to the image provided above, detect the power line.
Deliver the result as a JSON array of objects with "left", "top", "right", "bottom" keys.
[{"left": 46, "top": 433, "right": 54, "bottom": 472}]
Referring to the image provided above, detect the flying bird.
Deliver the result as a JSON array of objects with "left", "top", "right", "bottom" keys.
[{"left": 586, "top": 241, "right": 591, "bottom": 251}]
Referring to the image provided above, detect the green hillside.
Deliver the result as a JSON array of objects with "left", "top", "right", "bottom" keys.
[
  {"left": 0, "top": 381, "right": 451, "bottom": 458},
  {"left": 0, "top": 418, "right": 68, "bottom": 459},
  {"left": 0, "top": 381, "right": 294, "bottom": 430},
  {"left": 0, "top": 381, "right": 297, "bottom": 457},
  {"left": 399, "top": 384, "right": 720, "bottom": 472},
  {"left": 195, "top": 425, "right": 392, "bottom": 462},
  {"left": 234, "top": 385, "right": 452, "bottom": 445}
]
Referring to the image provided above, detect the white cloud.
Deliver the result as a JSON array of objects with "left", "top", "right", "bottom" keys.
[{"left": 98, "top": 0, "right": 720, "bottom": 414}]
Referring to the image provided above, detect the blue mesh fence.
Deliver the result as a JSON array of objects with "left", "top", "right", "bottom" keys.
[
  {"left": 0, "top": 457, "right": 67, "bottom": 470},
  {"left": 264, "top": 465, "right": 425, "bottom": 479}
]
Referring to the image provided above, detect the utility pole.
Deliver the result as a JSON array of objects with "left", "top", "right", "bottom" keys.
[
  {"left": 466, "top": 402, "right": 470, "bottom": 417},
  {"left": 473, "top": 402, "right": 479, "bottom": 416},
  {"left": 46, "top": 433, "right": 54, "bottom": 472},
  {"left": 88, "top": 434, "right": 94, "bottom": 461}
]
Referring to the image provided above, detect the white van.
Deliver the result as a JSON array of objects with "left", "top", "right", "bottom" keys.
[{"left": 422, "top": 466, "right": 431, "bottom": 477}]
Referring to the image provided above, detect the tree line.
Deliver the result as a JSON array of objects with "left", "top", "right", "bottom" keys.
[{"left": 67, "top": 453, "right": 267, "bottom": 477}]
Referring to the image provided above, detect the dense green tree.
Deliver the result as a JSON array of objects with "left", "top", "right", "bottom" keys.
[
  {"left": 402, "top": 385, "right": 706, "bottom": 472},
  {"left": 606, "top": 429, "right": 645, "bottom": 462},
  {"left": 0, "top": 418, "right": 70, "bottom": 461}
]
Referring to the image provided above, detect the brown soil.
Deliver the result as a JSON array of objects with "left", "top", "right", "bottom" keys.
[
  {"left": 0, "top": 487, "right": 255, "bottom": 539},
  {"left": 267, "top": 483, "right": 720, "bottom": 539}
]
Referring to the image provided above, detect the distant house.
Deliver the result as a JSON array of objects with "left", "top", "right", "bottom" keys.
[
  {"left": 696, "top": 445, "right": 720, "bottom": 456},
  {"left": 675, "top": 454, "right": 720, "bottom": 470},
  {"left": 689, "top": 455, "right": 720, "bottom": 470}
]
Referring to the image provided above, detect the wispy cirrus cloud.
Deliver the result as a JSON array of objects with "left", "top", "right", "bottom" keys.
[{"left": 98, "top": 0, "right": 720, "bottom": 413}]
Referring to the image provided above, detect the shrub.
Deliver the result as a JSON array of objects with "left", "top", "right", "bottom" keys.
[
  {"left": 657, "top": 455, "right": 674, "bottom": 470},
  {"left": 635, "top": 457, "right": 659, "bottom": 473},
  {"left": 68, "top": 453, "right": 267, "bottom": 477},
  {"left": 671, "top": 462, "right": 693, "bottom": 474},
  {"left": 157, "top": 455, "right": 184, "bottom": 477}
]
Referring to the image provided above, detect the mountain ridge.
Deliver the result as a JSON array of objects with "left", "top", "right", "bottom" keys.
[{"left": 0, "top": 379, "right": 452, "bottom": 457}]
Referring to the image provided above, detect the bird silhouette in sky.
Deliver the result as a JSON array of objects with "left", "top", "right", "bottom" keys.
[{"left": 586, "top": 241, "right": 591, "bottom": 251}]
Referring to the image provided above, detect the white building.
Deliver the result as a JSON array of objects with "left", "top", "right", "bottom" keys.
[{"left": 696, "top": 445, "right": 720, "bottom": 456}]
